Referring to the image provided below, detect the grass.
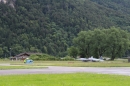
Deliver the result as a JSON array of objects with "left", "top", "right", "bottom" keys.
[
  {"left": 0, "top": 59, "right": 130, "bottom": 86},
  {"left": 0, "top": 60, "right": 47, "bottom": 70},
  {"left": 8, "top": 59, "right": 130, "bottom": 67},
  {"left": 0, "top": 65, "right": 47, "bottom": 70},
  {"left": 0, "top": 59, "right": 130, "bottom": 70},
  {"left": 0, "top": 73, "right": 130, "bottom": 86}
]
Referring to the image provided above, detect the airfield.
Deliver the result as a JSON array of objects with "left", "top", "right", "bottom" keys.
[
  {"left": 1, "top": 59, "right": 130, "bottom": 76},
  {"left": 0, "top": 65, "right": 130, "bottom": 76}
]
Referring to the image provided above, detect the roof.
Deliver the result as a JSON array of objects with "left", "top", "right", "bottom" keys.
[{"left": 11, "top": 52, "right": 42, "bottom": 58}]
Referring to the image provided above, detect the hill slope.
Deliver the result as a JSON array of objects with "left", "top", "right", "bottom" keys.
[{"left": 0, "top": 0, "right": 130, "bottom": 57}]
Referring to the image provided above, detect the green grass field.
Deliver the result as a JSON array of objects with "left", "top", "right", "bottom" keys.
[
  {"left": 0, "top": 59, "right": 130, "bottom": 70},
  {"left": 0, "top": 65, "right": 47, "bottom": 70},
  {"left": 0, "top": 59, "right": 130, "bottom": 86},
  {"left": 0, "top": 73, "right": 130, "bottom": 86},
  {"left": 8, "top": 59, "right": 130, "bottom": 67}
]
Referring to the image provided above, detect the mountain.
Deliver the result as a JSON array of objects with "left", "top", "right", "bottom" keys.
[
  {"left": 91, "top": 0, "right": 130, "bottom": 30},
  {"left": 0, "top": 0, "right": 130, "bottom": 57}
]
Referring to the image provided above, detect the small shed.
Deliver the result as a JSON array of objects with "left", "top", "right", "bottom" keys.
[
  {"left": 10, "top": 53, "right": 30, "bottom": 60},
  {"left": 10, "top": 52, "right": 42, "bottom": 60}
]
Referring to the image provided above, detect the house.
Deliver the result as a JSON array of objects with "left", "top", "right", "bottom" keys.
[{"left": 10, "top": 52, "right": 42, "bottom": 60}]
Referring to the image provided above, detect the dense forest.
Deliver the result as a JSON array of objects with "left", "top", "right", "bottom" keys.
[{"left": 0, "top": 0, "right": 130, "bottom": 57}]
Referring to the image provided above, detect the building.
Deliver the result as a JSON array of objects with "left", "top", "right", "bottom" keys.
[{"left": 10, "top": 52, "right": 41, "bottom": 60}]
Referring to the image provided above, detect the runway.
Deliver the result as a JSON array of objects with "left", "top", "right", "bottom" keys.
[{"left": 0, "top": 66, "right": 130, "bottom": 76}]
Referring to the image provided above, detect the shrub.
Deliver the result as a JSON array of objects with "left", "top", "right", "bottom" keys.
[
  {"left": 29, "top": 54, "right": 75, "bottom": 61},
  {"left": 30, "top": 54, "right": 57, "bottom": 61},
  {"left": 61, "top": 56, "right": 75, "bottom": 61}
]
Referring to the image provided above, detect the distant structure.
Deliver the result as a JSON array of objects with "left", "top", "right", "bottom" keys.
[{"left": 10, "top": 52, "right": 42, "bottom": 60}]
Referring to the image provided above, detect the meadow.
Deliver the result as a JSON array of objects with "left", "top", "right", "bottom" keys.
[
  {"left": 0, "top": 59, "right": 130, "bottom": 70},
  {"left": 0, "top": 73, "right": 130, "bottom": 86}
]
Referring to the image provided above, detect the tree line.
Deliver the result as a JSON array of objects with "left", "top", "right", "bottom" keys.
[
  {"left": 68, "top": 27, "right": 130, "bottom": 60},
  {"left": 0, "top": 0, "right": 130, "bottom": 58}
]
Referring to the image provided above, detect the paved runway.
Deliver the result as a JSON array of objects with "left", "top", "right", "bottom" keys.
[{"left": 0, "top": 66, "right": 130, "bottom": 76}]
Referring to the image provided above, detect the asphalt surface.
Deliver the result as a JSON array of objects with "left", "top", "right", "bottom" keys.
[{"left": 0, "top": 66, "right": 130, "bottom": 76}]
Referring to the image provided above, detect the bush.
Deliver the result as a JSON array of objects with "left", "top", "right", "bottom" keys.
[
  {"left": 29, "top": 54, "right": 75, "bottom": 61},
  {"left": 61, "top": 56, "right": 75, "bottom": 61},
  {"left": 30, "top": 54, "right": 57, "bottom": 61}
]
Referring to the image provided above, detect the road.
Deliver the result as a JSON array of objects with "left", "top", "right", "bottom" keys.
[{"left": 0, "top": 66, "right": 130, "bottom": 76}]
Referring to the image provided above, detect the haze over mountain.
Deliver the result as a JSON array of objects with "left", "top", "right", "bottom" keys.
[{"left": 0, "top": 0, "right": 130, "bottom": 57}]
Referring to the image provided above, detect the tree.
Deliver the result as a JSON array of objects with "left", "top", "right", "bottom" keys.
[
  {"left": 73, "top": 27, "right": 130, "bottom": 60},
  {"left": 67, "top": 46, "right": 78, "bottom": 58},
  {"left": 91, "top": 29, "right": 108, "bottom": 58},
  {"left": 73, "top": 30, "right": 94, "bottom": 58},
  {"left": 73, "top": 29, "right": 108, "bottom": 58},
  {"left": 106, "top": 27, "right": 130, "bottom": 60},
  {"left": 1, "top": 0, "right": 130, "bottom": 57},
  {"left": 0, "top": 48, "right": 3, "bottom": 57},
  {"left": 30, "top": 46, "right": 40, "bottom": 53},
  {"left": 11, "top": 44, "right": 25, "bottom": 56}
]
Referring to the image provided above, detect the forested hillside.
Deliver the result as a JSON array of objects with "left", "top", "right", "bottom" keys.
[{"left": 0, "top": 0, "right": 130, "bottom": 57}]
